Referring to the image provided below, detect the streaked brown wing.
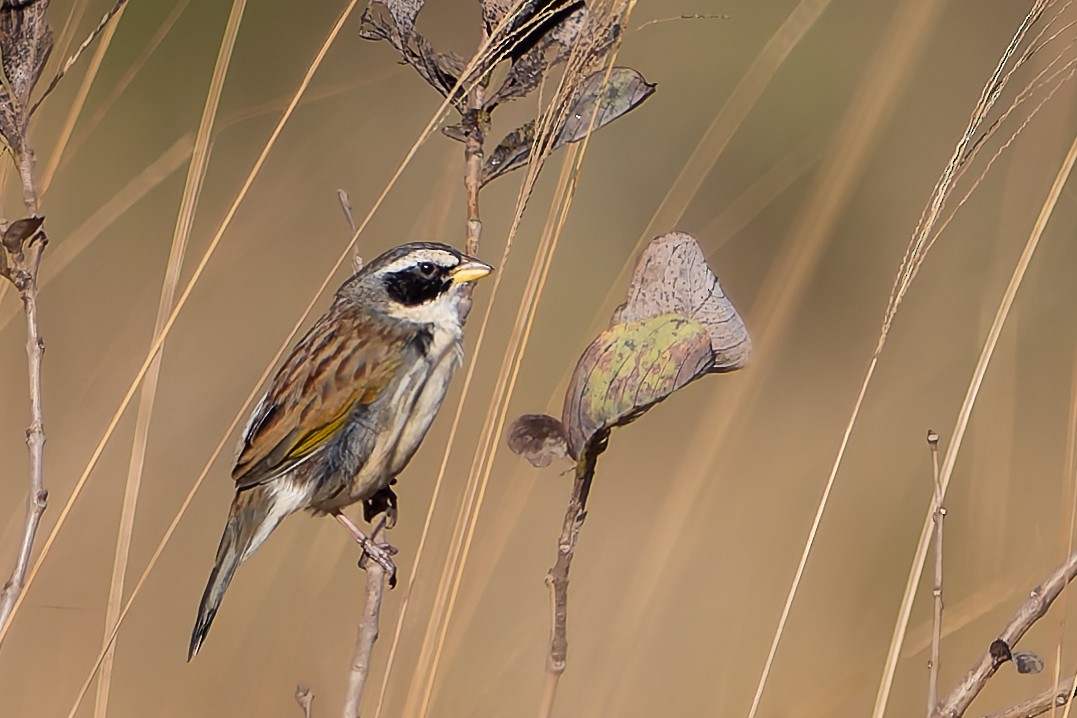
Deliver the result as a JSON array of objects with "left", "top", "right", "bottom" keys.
[{"left": 232, "top": 301, "right": 415, "bottom": 488}]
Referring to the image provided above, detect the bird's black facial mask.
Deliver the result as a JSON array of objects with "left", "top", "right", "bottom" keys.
[{"left": 382, "top": 262, "right": 454, "bottom": 307}]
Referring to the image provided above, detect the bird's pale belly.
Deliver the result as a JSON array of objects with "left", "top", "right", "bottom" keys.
[{"left": 309, "top": 332, "right": 463, "bottom": 514}]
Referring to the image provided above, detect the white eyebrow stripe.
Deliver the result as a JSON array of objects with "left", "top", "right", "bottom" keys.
[{"left": 375, "top": 249, "right": 460, "bottom": 275}]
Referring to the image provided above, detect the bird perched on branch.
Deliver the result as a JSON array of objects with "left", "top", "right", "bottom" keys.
[{"left": 189, "top": 242, "right": 492, "bottom": 659}]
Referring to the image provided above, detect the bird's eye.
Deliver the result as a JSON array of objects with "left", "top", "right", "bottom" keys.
[{"left": 417, "top": 261, "right": 437, "bottom": 277}]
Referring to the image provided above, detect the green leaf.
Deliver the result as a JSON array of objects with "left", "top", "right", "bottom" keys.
[{"left": 561, "top": 313, "right": 714, "bottom": 458}]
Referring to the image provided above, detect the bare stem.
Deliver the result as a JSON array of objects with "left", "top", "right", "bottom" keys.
[
  {"left": 982, "top": 676, "right": 1076, "bottom": 718},
  {"left": 935, "top": 546, "right": 1077, "bottom": 717},
  {"left": 0, "top": 143, "right": 47, "bottom": 641},
  {"left": 341, "top": 522, "right": 389, "bottom": 718},
  {"left": 927, "top": 429, "right": 944, "bottom": 717},
  {"left": 539, "top": 435, "right": 606, "bottom": 718},
  {"left": 295, "top": 684, "right": 315, "bottom": 718},
  {"left": 462, "top": 84, "right": 485, "bottom": 256}
]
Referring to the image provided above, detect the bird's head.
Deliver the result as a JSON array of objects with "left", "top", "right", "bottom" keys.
[{"left": 341, "top": 242, "right": 493, "bottom": 325}]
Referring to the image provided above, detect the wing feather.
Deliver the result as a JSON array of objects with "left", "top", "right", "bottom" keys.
[{"left": 232, "top": 302, "right": 414, "bottom": 488}]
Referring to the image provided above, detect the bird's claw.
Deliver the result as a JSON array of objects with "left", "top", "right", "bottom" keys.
[{"left": 357, "top": 536, "right": 398, "bottom": 587}]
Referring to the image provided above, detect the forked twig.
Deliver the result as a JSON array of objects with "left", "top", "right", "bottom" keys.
[{"left": 935, "top": 546, "right": 1077, "bottom": 717}]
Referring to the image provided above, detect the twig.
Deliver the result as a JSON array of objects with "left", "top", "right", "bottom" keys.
[
  {"left": 539, "top": 434, "right": 606, "bottom": 718},
  {"left": 462, "top": 84, "right": 485, "bottom": 256},
  {"left": 295, "top": 684, "right": 315, "bottom": 718},
  {"left": 982, "top": 677, "right": 1077, "bottom": 718},
  {"left": 29, "top": 0, "right": 127, "bottom": 117},
  {"left": 341, "top": 521, "right": 389, "bottom": 718},
  {"left": 934, "top": 546, "right": 1077, "bottom": 717},
  {"left": 927, "top": 429, "right": 944, "bottom": 716},
  {"left": 336, "top": 189, "right": 361, "bottom": 272},
  {"left": 636, "top": 13, "right": 730, "bottom": 30},
  {"left": 0, "top": 0, "right": 52, "bottom": 642}
]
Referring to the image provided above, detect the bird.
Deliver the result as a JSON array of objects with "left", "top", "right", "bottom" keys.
[{"left": 188, "top": 242, "right": 492, "bottom": 659}]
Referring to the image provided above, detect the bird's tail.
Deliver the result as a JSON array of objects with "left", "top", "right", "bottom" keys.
[{"left": 189, "top": 485, "right": 282, "bottom": 660}]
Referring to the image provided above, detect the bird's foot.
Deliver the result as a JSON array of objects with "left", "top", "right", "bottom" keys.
[
  {"left": 357, "top": 537, "right": 398, "bottom": 588},
  {"left": 332, "top": 510, "right": 398, "bottom": 587}
]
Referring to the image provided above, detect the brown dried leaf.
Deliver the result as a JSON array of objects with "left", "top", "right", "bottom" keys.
[
  {"left": 506, "top": 413, "right": 569, "bottom": 468},
  {"left": 1, "top": 214, "right": 42, "bottom": 252},
  {"left": 557, "top": 67, "right": 654, "bottom": 144},
  {"left": 486, "top": 3, "right": 589, "bottom": 108},
  {"left": 359, "top": 3, "right": 465, "bottom": 109},
  {"left": 377, "top": 0, "right": 424, "bottom": 37},
  {"left": 482, "top": 120, "right": 534, "bottom": 183},
  {"left": 0, "top": 0, "right": 52, "bottom": 148},
  {"left": 561, "top": 314, "right": 714, "bottom": 459},
  {"left": 482, "top": 67, "right": 654, "bottom": 185},
  {"left": 613, "top": 232, "right": 751, "bottom": 372}
]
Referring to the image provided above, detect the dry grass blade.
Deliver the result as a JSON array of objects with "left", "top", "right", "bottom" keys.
[
  {"left": 394, "top": 5, "right": 643, "bottom": 715},
  {"left": 592, "top": 0, "right": 832, "bottom": 326},
  {"left": 30, "top": 0, "right": 128, "bottom": 118},
  {"left": 573, "top": 2, "right": 942, "bottom": 715},
  {"left": 57, "top": 1, "right": 542, "bottom": 706},
  {"left": 39, "top": 0, "right": 127, "bottom": 197},
  {"left": 92, "top": 2, "right": 246, "bottom": 716},
  {"left": 60, "top": 0, "right": 192, "bottom": 170},
  {"left": 0, "top": 0, "right": 361, "bottom": 652},
  {"left": 873, "top": 129, "right": 1077, "bottom": 718}
]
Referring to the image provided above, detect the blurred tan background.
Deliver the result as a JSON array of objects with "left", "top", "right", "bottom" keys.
[{"left": 2, "top": 0, "right": 1077, "bottom": 716}]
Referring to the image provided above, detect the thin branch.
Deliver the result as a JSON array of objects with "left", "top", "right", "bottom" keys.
[
  {"left": 935, "top": 547, "right": 1077, "bottom": 717},
  {"left": 539, "top": 435, "right": 606, "bottom": 718},
  {"left": 875, "top": 126, "right": 1077, "bottom": 718},
  {"left": 295, "top": 684, "right": 315, "bottom": 718},
  {"left": 341, "top": 521, "right": 389, "bottom": 718},
  {"left": 29, "top": 0, "right": 127, "bottom": 117},
  {"left": 982, "top": 678, "right": 1077, "bottom": 718},
  {"left": 636, "top": 13, "right": 730, "bottom": 30},
  {"left": 927, "top": 429, "right": 944, "bottom": 716},
  {"left": 0, "top": 0, "right": 52, "bottom": 642}
]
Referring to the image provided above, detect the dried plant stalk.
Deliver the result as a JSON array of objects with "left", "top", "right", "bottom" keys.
[
  {"left": 94, "top": 2, "right": 246, "bottom": 716},
  {"left": 0, "top": 0, "right": 54, "bottom": 646},
  {"left": 342, "top": 523, "right": 389, "bottom": 718},
  {"left": 882, "top": 128, "right": 1077, "bottom": 718},
  {"left": 539, "top": 438, "right": 604, "bottom": 718},
  {"left": 927, "top": 430, "right": 944, "bottom": 716}
]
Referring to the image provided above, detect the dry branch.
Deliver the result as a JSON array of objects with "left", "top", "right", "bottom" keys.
[
  {"left": 539, "top": 434, "right": 605, "bottom": 717},
  {"left": 935, "top": 547, "right": 1077, "bottom": 717},
  {"left": 342, "top": 521, "right": 390, "bottom": 718},
  {"left": 928, "top": 429, "right": 944, "bottom": 716},
  {"left": 295, "top": 684, "right": 315, "bottom": 718},
  {"left": 982, "top": 677, "right": 1077, "bottom": 718},
  {"left": 0, "top": 0, "right": 53, "bottom": 645}
]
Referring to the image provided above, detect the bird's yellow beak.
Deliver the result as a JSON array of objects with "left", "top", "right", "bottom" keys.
[{"left": 450, "top": 259, "right": 493, "bottom": 285}]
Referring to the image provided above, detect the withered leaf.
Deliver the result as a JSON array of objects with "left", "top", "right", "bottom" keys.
[
  {"left": 0, "top": 0, "right": 52, "bottom": 149},
  {"left": 359, "top": 3, "right": 465, "bottom": 109},
  {"left": 1013, "top": 651, "right": 1045, "bottom": 675},
  {"left": 485, "top": 3, "right": 589, "bottom": 108},
  {"left": 557, "top": 67, "right": 655, "bottom": 144},
  {"left": 561, "top": 314, "right": 714, "bottom": 459},
  {"left": 613, "top": 232, "right": 751, "bottom": 372},
  {"left": 483, "top": 120, "right": 535, "bottom": 183},
  {"left": 483, "top": 68, "right": 654, "bottom": 185},
  {"left": 371, "top": 0, "right": 424, "bottom": 37},
  {"left": 506, "top": 413, "right": 569, "bottom": 468},
  {"left": 1, "top": 213, "right": 41, "bottom": 252}
]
